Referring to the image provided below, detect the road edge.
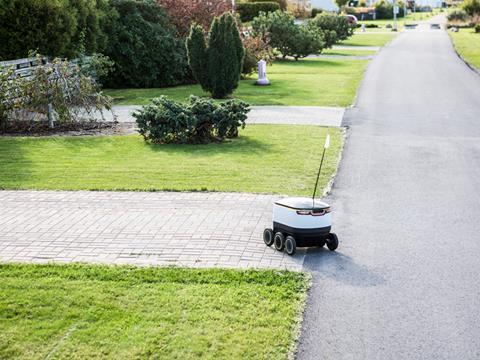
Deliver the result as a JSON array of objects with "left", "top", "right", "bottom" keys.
[{"left": 448, "top": 31, "right": 480, "bottom": 77}]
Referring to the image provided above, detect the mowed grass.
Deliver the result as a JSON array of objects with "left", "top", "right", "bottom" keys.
[
  {"left": 106, "top": 58, "right": 368, "bottom": 107},
  {"left": 339, "top": 32, "right": 397, "bottom": 47},
  {"left": 0, "top": 263, "right": 309, "bottom": 359},
  {"left": 322, "top": 48, "right": 377, "bottom": 56},
  {"left": 449, "top": 28, "right": 480, "bottom": 70},
  {"left": 0, "top": 125, "right": 342, "bottom": 195}
]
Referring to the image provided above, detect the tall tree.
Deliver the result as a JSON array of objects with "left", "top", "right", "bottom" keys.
[
  {"left": 186, "top": 13, "right": 245, "bottom": 99},
  {"left": 186, "top": 24, "right": 209, "bottom": 90}
]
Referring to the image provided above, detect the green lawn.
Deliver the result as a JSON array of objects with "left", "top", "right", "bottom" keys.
[
  {"left": 106, "top": 58, "right": 368, "bottom": 107},
  {"left": 0, "top": 125, "right": 342, "bottom": 195},
  {"left": 0, "top": 263, "right": 308, "bottom": 359},
  {"left": 449, "top": 28, "right": 480, "bottom": 70},
  {"left": 338, "top": 33, "right": 398, "bottom": 47}
]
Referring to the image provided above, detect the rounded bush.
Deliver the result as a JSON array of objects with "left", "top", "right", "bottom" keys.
[
  {"left": 133, "top": 96, "right": 250, "bottom": 144},
  {"left": 237, "top": 2, "right": 280, "bottom": 22},
  {"left": 252, "top": 10, "right": 325, "bottom": 59},
  {"left": 310, "top": 13, "right": 355, "bottom": 48}
]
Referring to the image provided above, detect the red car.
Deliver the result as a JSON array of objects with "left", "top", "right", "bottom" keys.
[{"left": 345, "top": 14, "right": 358, "bottom": 25}]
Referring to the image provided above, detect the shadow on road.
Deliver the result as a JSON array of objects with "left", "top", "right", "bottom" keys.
[{"left": 303, "top": 248, "right": 385, "bottom": 288}]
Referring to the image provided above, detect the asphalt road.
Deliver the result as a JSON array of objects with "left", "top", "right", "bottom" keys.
[{"left": 297, "top": 21, "right": 480, "bottom": 359}]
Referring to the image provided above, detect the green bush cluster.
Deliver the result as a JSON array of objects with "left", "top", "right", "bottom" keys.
[
  {"left": 0, "top": 0, "right": 190, "bottom": 89},
  {"left": 374, "top": 0, "right": 405, "bottom": 19},
  {"left": 475, "top": 23, "right": 480, "bottom": 33},
  {"left": 0, "top": 0, "right": 111, "bottom": 60},
  {"left": 187, "top": 13, "right": 244, "bottom": 99},
  {"left": 133, "top": 96, "right": 250, "bottom": 144},
  {"left": 252, "top": 10, "right": 325, "bottom": 60},
  {"left": 237, "top": 2, "right": 280, "bottom": 22},
  {"left": 309, "top": 13, "right": 355, "bottom": 48}
]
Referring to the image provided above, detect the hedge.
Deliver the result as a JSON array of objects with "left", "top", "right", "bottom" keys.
[
  {"left": 246, "top": 0, "right": 287, "bottom": 10},
  {"left": 102, "top": 0, "right": 190, "bottom": 88},
  {"left": 374, "top": 0, "right": 405, "bottom": 19},
  {"left": 237, "top": 2, "right": 280, "bottom": 22},
  {"left": 0, "top": 0, "right": 111, "bottom": 60}
]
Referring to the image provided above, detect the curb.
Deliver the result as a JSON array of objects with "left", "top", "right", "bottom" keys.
[{"left": 453, "top": 46, "right": 480, "bottom": 77}]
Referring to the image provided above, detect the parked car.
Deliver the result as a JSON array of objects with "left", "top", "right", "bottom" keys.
[{"left": 345, "top": 14, "right": 358, "bottom": 25}]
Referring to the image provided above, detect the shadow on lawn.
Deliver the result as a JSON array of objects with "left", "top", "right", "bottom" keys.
[
  {"left": 273, "top": 58, "right": 346, "bottom": 67},
  {"left": 145, "top": 135, "right": 270, "bottom": 156},
  {"left": 0, "top": 137, "right": 33, "bottom": 188}
]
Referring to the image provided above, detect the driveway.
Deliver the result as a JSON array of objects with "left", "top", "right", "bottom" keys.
[{"left": 297, "top": 20, "right": 480, "bottom": 359}]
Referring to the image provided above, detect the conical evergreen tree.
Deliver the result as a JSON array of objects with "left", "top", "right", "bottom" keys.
[
  {"left": 207, "top": 15, "right": 225, "bottom": 98},
  {"left": 186, "top": 12, "right": 245, "bottom": 99},
  {"left": 222, "top": 14, "right": 241, "bottom": 97},
  {"left": 231, "top": 15, "right": 245, "bottom": 81},
  {"left": 186, "top": 24, "right": 208, "bottom": 90}
]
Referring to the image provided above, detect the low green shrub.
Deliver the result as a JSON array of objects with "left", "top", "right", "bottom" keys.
[
  {"left": 133, "top": 96, "right": 250, "bottom": 144},
  {"left": 475, "top": 23, "right": 480, "bottom": 33},
  {"left": 237, "top": 2, "right": 280, "bottom": 22},
  {"left": 215, "top": 99, "right": 250, "bottom": 138}
]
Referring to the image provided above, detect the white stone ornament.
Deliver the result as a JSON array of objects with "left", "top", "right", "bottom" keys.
[{"left": 256, "top": 59, "right": 270, "bottom": 86}]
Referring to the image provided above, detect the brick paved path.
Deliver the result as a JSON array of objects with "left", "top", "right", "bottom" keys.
[{"left": 0, "top": 191, "right": 305, "bottom": 270}]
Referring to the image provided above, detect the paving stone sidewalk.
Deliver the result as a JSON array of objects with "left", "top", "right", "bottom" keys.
[
  {"left": 0, "top": 191, "right": 305, "bottom": 270},
  {"left": 103, "top": 105, "right": 344, "bottom": 127}
]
